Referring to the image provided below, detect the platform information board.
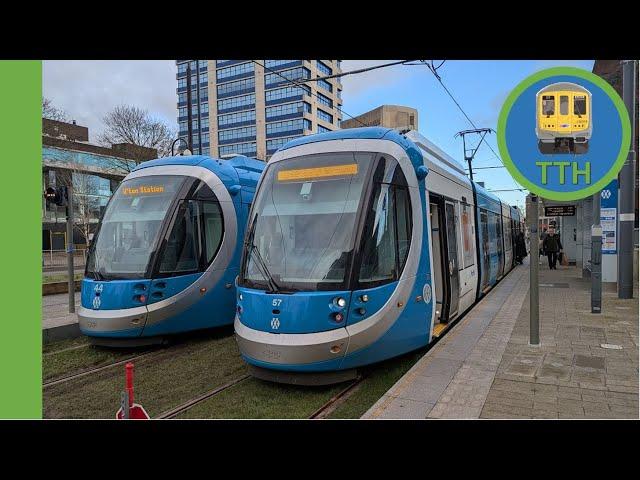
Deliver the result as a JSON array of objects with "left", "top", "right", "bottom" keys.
[{"left": 600, "top": 179, "right": 618, "bottom": 254}]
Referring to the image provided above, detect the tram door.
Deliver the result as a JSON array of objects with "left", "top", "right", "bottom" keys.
[
  {"left": 480, "top": 211, "right": 490, "bottom": 291},
  {"left": 444, "top": 201, "right": 460, "bottom": 318}
]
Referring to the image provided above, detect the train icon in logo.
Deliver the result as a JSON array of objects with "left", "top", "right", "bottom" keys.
[
  {"left": 536, "top": 82, "right": 592, "bottom": 155},
  {"left": 270, "top": 318, "right": 280, "bottom": 330}
]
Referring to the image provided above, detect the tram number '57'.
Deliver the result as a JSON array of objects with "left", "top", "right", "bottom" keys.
[{"left": 272, "top": 299, "right": 282, "bottom": 307}]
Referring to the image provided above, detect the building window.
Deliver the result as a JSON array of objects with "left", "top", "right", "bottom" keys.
[
  {"left": 316, "top": 92, "right": 332, "bottom": 108},
  {"left": 317, "top": 108, "right": 333, "bottom": 124},
  {"left": 317, "top": 125, "right": 331, "bottom": 134},
  {"left": 218, "top": 109, "right": 256, "bottom": 128},
  {"left": 200, "top": 87, "right": 208, "bottom": 101},
  {"left": 265, "top": 60, "right": 298, "bottom": 69},
  {"left": 317, "top": 78, "right": 333, "bottom": 93},
  {"left": 216, "top": 62, "right": 254, "bottom": 81},
  {"left": 200, "top": 102, "right": 209, "bottom": 113},
  {"left": 265, "top": 102, "right": 311, "bottom": 120},
  {"left": 177, "top": 63, "right": 188, "bottom": 75},
  {"left": 219, "top": 142, "right": 257, "bottom": 156},
  {"left": 264, "top": 67, "right": 311, "bottom": 87},
  {"left": 218, "top": 125, "right": 256, "bottom": 143},
  {"left": 200, "top": 72, "right": 208, "bottom": 84},
  {"left": 217, "top": 93, "right": 255, "bottom": 112},
  {"left": 201, "top": 132, "right": 210, "bottom": 144},
  {"left": 266, "top": 135, "right": 300, "bottom": 152},
  {"left": 178, "top": 92, "right": 187, "bottom": 104},
  {"left": 265, "top": 85, "right": 310, "bottom": 103},
  {"left": 201, "top": 117, "right": 209, "bottom": 130},
  {"left": 178, "top": 106, "right": 188, "bottom": 118},
  {"left": 316, "top": 60, "right": 332, "bottom": 76},
  {"left": 177, "top": 78, "right": 187, "bottom": 89},
  {"left": 201, "top": 147, "right": 210, "bottom": 155},
  {"left": 266, "top": 118, "right": 311, "bottom": 136},
  {"left": 217, "top": 77, "right": 255, "bottom": 97}
]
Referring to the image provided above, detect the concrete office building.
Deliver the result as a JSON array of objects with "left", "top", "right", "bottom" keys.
[
  {"left": 176, "top": 60, "right": 343, "bottom": 161},
  {"left": 340, "top": 105, "right": 419, "bottom": 131}
]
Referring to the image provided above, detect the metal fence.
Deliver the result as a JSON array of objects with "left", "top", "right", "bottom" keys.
[{"left": 42, "top": 249, "right": 88, "bottom": 269}]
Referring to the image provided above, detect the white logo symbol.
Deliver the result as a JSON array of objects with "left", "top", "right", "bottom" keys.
[
  {"left": 94, "top": 283, "right": 104, "bottom": 293},
  {"left": 270, "top": 317, "right": 280, "bottom": 330},
  {"left": 422, "top": 284, "right": 432, "bottom": 304},
  {"left": 92, "top": 296, "right": 101, "bottom": 309},
  {"left": 601, "top": 190, "right": 611, "bottom": 200}
]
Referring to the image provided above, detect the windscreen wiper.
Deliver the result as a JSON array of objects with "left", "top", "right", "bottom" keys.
[{"left": 249, "top": 243, "right": 281, "bottom": 294}]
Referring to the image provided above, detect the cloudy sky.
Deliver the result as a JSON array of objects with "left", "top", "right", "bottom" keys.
[{"left": 43, "top": 59, "right": 594, "bottom": 209}]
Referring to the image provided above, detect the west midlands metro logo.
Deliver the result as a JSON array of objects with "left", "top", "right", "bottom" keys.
[
  {"left": 92, "top": 296, "right": 101, "bottom": 309},
  {"left": 270, "top": 318, "right": 280, "bottom": 330},
  {"left": 601, "top": 189, "right": 612, "bottom": 200}
]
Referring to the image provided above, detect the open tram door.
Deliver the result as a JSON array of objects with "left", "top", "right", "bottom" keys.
[{"left": 429, "top": 194, "right": 460, "bottom": 334}]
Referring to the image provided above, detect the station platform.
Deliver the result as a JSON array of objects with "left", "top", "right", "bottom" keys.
[
  {"left": 42, "top": 292, "right": 80, "bottom": 343},
  {"left": 363, "top": 259, "right": 639, "bottom": 419}
]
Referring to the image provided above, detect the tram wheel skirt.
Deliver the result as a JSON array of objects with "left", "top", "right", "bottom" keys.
[{"left": 248, "top": 364, "right": 358, "bottom": 386}]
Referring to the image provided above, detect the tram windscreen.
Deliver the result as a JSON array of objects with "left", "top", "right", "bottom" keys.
[
  {"left": 241, "top": 152, "right": 374, "bottom": 291},
  {"left": 86, "top": 175, "right": 186, "bottom": 279}
]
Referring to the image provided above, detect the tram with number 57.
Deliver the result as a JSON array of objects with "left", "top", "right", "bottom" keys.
[{"left": 234, "top": 127, "right": 524, "bottom": 384}]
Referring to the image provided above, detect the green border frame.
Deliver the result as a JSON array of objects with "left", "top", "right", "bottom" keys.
[
  {"left": 497, "top": 66, "right": 631, "bottom": 201},
  {"left": 0, "top": 61, "right": 42, "bottom": 418}
]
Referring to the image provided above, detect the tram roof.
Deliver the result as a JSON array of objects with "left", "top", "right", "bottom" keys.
[{"left": 132, "top": 154, "right": 264, "bottom": 190}]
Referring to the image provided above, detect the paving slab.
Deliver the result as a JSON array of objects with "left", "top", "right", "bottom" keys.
[
  {"left": 363, "top": 258, "right": 639, "bottom": 420},
  {"left": 42, "top": 292, "right": 81, "bottom": 343}
]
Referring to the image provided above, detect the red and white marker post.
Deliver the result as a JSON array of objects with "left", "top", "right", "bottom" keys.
[{"left": 116, "top": 362, "right": 150, "bottom": 420}]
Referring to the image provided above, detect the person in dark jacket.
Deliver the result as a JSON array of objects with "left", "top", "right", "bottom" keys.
[
  {"left": 543, "top": 228, "right": 563, "bottom": 269},
  {"left": 539, "top": 227, "right": 548, "bottom": 257},
  {"left": 515, "top": 231, "right": 527, "bottom": 264}
]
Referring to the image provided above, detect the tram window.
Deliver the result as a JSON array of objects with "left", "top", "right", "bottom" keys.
[
  {"left": 395, "top": 187, "right": 412, "bottom": 269},
  {"left": 574, "top": 96, "right": 587, "bottom": 116},
  {"left": 159, "top": 200, "right": 202, "bottom": 274},
  {"left": 461, "top": 203, "right": 474, "bottom": 267},
  {"left": 202, "top": 202, "right": 223, "bottom": 263},
  {"left": 542, "top": 95, "right": 555, "bottom": 116},
  {"left": 560, "top": 95, "right": 569, "bottom": 115},
  {"left": 504, "top": 217, "right": 512, "bottom": 252},
  {"left": 358, "top": 183, "right": 398, "bottom": 284}
]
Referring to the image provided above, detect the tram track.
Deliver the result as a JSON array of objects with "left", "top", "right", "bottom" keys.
[
  {"left": 43, "top": 351, "right": 158, "bottom": 389},
  {"left": 156, "top": 374, "right": 251, "bottom": 419},
  {"left": 308, "top": 376, "right": 366, "bottom": 419}
]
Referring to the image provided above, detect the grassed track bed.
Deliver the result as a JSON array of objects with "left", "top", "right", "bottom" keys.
[{"left": 43, "top": 329, "right": 428, "bottom": 419}]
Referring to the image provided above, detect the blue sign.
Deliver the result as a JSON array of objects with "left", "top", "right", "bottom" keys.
[{"left": 600, "top": 179, "right": 618, "bottom": 254}]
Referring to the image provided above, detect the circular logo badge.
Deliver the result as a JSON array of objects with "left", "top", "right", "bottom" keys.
[
  {"left": 422, "top": 284, "right": 432, "bottom": 304},
  {"left": 497, "top": 67, "right": 631, "bottom": 201}
]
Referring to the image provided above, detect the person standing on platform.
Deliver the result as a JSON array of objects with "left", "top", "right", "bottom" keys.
[
  {"left": 515, "top": 230, "right": 527, "bottom": 264},
  {"left": 543, "top": 227, "right": 563, "bottom": 270}
]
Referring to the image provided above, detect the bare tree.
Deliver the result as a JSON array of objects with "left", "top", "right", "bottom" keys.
[
  {"left": 42, "top": 97, "right": 68, "bottom": 121},
  {"left": 55, "top": 167, "right": 102, "bottom": 248},
  {"left": 98, "top": 105, "right": 176, "bottom": 161}
]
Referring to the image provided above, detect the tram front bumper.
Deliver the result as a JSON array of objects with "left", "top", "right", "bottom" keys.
[
  {"left": 78, "top": 305, "right": 147, "bottom": 337},
  {"left": 234, "top": 315, "right": 349, "bottom": 368}
]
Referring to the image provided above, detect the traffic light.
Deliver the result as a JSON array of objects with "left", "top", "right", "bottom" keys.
[{"left": 44, "top": 186, "right": 68, "bottom": 207}]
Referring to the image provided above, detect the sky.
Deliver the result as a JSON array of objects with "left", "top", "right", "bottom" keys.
[{"left": 43, "top": 59, "right": 595, "bottom": 210}]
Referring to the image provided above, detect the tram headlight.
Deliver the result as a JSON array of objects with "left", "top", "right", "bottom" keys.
[
  {"left": 335, "top": 297, "right": 347, "bottom": 308},
  {"left": 334, "top": 312, "right": 344, "bottom": 323}
]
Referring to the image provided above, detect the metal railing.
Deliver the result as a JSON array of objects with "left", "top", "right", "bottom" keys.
[{"left": 42, "top": 249, "right": 87, "bottom": 269}]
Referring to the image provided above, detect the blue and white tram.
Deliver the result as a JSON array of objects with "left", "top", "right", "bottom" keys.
[
  {"left": 79, "top": 154, "right": 264, "bottom": 346},
  {"left": 234, "top": 128, "right": 524, "bottom": 383}
]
